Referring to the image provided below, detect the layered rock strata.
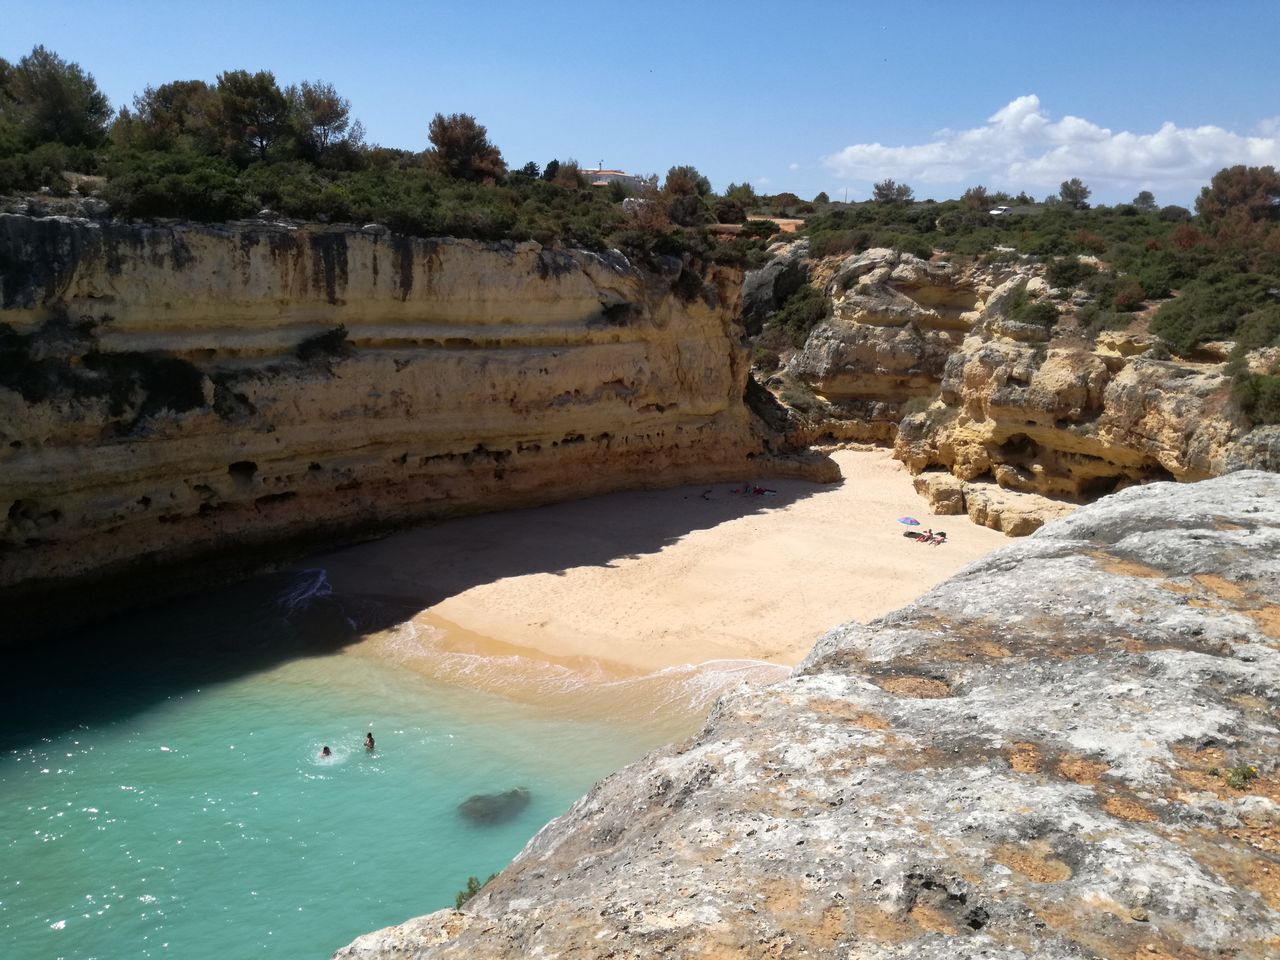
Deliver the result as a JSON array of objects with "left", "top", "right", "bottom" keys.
[
  {"left": 771, "top": 245, "right": 1275, "bottom": 530},
  {"left": 338, "top": 471, "right": 1280, "bottom": 959},
  {"left": 786, "top": 247, "right": 978, "bottom": 444},
  {"left": 0, "top": 213, "right": 829, "bottom": 636}
]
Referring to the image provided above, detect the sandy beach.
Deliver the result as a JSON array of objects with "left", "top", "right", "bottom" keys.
[{"left": 317, "top": 449, "right": 1011, "bottom": 678}]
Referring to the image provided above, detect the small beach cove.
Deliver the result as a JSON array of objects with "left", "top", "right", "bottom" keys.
[
  {"left": 324, "top": 448, "right": 1012, "bottom": 679},
  {"left": 0, "top": 448, "right": 1012, "bottom": 959}
]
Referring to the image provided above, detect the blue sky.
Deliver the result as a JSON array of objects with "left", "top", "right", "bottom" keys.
[{"left": 5, "top": 1, "right": 1280, "bottom": 205}]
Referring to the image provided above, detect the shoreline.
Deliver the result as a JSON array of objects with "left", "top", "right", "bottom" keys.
[{"left": 318, "top": 449, "right": 1015, "bottom": 685}]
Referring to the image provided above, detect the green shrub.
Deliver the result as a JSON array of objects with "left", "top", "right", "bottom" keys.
[
  {"left": 104, "top": 150, "right": 254, "bottom": 221},
  {"left": 1151, "top": 265, "right": 1280, "bottom": 352},
  {"left": 979, "top": 248, "right": 1019, "bottom": 267},
  {"left": 779, "top": 376, "right": 823, "bottom": 415},
  {"left": 1112, "top": 279, "right": 1146, "bottom": 312},
  {"left": 1132, "top": 252, "right": 1190, "bottom": 299},
  {"left": 81, "top": 350, "right": 207, "bottom": 418},
  {"left": 752, "top": 345, "right": 781, "bottom": 372},
  {"left": 871, "top": 231, "right": 933, "bottom": 260},
  {"left": 240, "top": 160, "right": 327, "bottom": 217},
  {"left": 1046, "top": 256, "right": 1098, "bottom": 289},
  {"left": 0, "top": 323, "right": 57, "bottom": 401},
  {"left": 1234, "top": 375, "right": 1280, "bottom": 425},
  {"left": 1222, "top": 764, "right": 1260, "bottom": 790},
  {"left": 297, "top": 325, "right": 355, "bottom": 362},
  {"left": 740, "top": 219, "right": 779, "bottom": 240},
  {"left": 1231, "top": 306, "right": 1280, "bottom": 352},
  {"left": 1082, "top": 269, "right": 1119, "bottom": 303},
  {"left": 809, "top": 228, "right": 870, "bottom": 258},
  {"left": 713, "top": 198, "right": 746, "bottom": 224},
  {"left": 946, "top": 232, "right": 1001, "bottom": 255},
  {"left": 454, "top": 873, "right": 497, "bottom": 909},
  {"left": 1026, "top": 233, "right": 1074, "bottom": 256},
  {"left": 1010, "top": 300, "right": 1060, "bottom": 329},
  {"left": 0, "top": 141, "right": 95, "bottom": 193},
  {"left": 769, "top": 283, "right": 832, "bottom": 347},
  {"left": 1076, "top": 303, "right": 1127, "bottom": 332}
]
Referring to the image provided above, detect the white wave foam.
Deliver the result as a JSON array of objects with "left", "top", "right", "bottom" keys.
[
  {"left": 275, "top": 569, "right": 333, "bottom": 614},
  {"left": 362, "top": 618, "right": 787, "bottom": 724}
]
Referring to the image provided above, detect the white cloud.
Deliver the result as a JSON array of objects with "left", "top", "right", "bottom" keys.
[
  {"left": 788, "top": 162, "right": 800, "bottom": 171},
  {"left": 1256, "top": 116, "right": 1280, "bottom": 137},
  {"left": 755, "top": 176, "right": 772, "bottom": 185},
  {"left": 822, "top": 95, "right": 1280, "bottom": 197}
]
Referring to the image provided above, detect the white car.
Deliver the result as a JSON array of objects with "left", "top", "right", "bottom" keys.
[{"left": 988, "top": 205, "right": 1012, "bottom": 216}]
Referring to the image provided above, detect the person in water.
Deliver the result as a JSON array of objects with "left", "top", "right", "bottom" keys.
[
  {"left": 364, "top": 732, "right": 375, "bottom": 751},
  {"left": 320, "top": 745, "right": 332, "bottom": 758}
]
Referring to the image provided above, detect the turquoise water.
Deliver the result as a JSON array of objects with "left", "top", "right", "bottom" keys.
[{"left": 0, "top": 571, "right": 744, "bottom": 959}]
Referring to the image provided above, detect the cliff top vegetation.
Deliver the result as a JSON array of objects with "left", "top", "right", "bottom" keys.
[
  {"left": 0, "top": 46, "right": 772, "bottom": 268},
  {"left": 1, "top": 44, "right": 1277, "bottom": 413}
]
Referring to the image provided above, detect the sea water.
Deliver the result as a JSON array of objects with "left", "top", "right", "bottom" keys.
[{"left": 0, "top": 570, "right": 782, "bottom": 959}]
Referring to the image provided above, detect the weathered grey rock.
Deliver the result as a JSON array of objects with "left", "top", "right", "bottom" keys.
[
  {"left": 741, "top": 238, "right": 809, "bottom": 335},
  {"left": 335, "top": 472, "right": 1280, "bottom": 959},
  {"left": 987, "top": 317, "right": 1052, "bottom": 342},
  {"left": 981, "top": 275, "right": 1028, "bottom": 320},
  {"left": 1225, "top": 425, "right": 1280, "bottom": 473}
]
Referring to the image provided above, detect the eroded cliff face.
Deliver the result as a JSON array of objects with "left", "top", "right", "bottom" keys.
[
  {"left": 337, "top": 471, "right": 1280, "bottom": 960},
  {"left": 0, "top": 214, "right": 828, "bottom": 635},
  {"left": 772, "top": 244, "right": 1276, "bottom": 533}
]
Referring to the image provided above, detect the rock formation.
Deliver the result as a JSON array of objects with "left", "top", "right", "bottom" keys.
[
  {"left": 771, "top": 245, "right": 1276, "bottom": 533},
  {"left": 336, "top": 471, "right": 1280, "bottom": 959},
  {"left": 0, "top": 213, "right": 832, "bottom": 638},
  {"left": 458, "top": 788, "right": 532, "bottom": 826}
]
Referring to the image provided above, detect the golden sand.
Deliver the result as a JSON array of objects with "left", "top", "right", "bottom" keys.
[{"left": 316, "top": 449, "right": 1008, "bottom": 681}]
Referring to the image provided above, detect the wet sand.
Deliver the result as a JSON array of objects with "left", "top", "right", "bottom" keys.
[{"left": 317, "top": 449, "right": 1010, "bottom": 676}]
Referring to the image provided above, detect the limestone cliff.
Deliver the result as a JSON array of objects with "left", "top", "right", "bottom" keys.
[
  {"left": 0, "top": 213, "right": 829, "bottom": 637},
  {"left": 337, "top": 471, "right": 1280, "bottom": 959},
  {"left": 768, "top": 244, "right": 1277, "bottom": 533}
]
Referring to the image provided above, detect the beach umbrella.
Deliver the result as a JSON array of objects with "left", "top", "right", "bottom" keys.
[{"left": 897, "top": 517, "right": 920, "bottom": 525}]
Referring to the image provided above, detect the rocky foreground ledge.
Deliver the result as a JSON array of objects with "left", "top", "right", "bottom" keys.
[{"left": 337, "top": 471, "right": 1280, "bottom": 960}]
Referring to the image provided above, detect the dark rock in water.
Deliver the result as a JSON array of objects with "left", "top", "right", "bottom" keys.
[{"left": 458, "top": 787, "right": 530, "bottom": 825}]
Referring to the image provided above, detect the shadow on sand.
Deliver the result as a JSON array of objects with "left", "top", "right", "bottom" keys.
[{"left": 0, "top": 476, "right": 833, "bottom": 751}]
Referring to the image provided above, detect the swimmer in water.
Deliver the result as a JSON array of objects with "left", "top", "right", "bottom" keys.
[
  {"left": 320, "top": 745, "right": 332, "bottom": 758},
  {"left": 364, "top": 732, "right": 375, "bottom": 751}
]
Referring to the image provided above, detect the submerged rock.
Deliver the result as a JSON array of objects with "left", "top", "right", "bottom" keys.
[
  {"left": 457, "top": 787, "right": 531, "bottom": 826},
  {"left": 337, "top": 472, "right": 1280, "bottom": 959}
]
